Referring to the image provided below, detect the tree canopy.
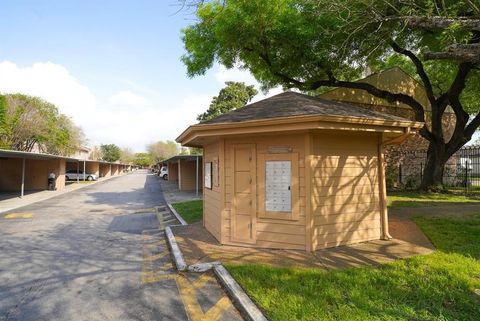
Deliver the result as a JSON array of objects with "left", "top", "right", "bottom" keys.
[
  {"left": 0, "top": 93, "right": 85, "bottom": 155},
  {"left": 182, "top": 0, "right": 480, "bottom": 189},
  {"left": 147, "top": 140, "right": 178, "bottom": 162},
  {"left": 134, "top": 152, "right": 154, "bottom": 167},
  {"left": 197, "top": 81, "right": 258, "bottom": 121},
  {"left": 100, "top": 144, "right": 121, "bottom": 162}
]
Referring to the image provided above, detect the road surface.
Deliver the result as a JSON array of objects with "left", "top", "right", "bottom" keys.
[{"left": 0, "top": 170, "right": 242, "bottom": 321}]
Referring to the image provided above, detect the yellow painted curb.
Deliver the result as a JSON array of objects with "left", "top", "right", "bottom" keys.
[{"left": 4, "top": 213, "right": 33, "bottom": 219}]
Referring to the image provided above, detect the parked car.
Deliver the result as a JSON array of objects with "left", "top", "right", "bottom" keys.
[
  {"left": 159, "top": 166, "right": 168, "bottom": 180},
  {"left": 65, "top": 169, "right": 98, "bottom": 181}
]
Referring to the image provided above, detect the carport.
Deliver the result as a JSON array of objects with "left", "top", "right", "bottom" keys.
[
  {"left": 0, "top": 149, "right": 70, "bottom": 197},
  {"left": 164, "top": 155, "right": 203, "bottom": 195},
  {"left": 99, "top": 163, "right": 112, "bottom": 177},
  {"left": 66, "top": 159, "right": 101, "bottom": 182}
]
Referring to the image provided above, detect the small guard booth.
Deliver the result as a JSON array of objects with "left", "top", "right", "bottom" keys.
[{"left": 177, "top": 92, "right": 423, "bottom": 251}]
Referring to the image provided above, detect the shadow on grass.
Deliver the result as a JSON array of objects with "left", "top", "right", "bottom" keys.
[{"left": 387, "top": 191, "right": 480, "bottom": 208}]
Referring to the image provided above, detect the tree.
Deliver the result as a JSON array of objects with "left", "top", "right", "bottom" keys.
[
  {"left": 0, "top": 93, "right": 85, "bottom": 155},
  {"left": 147, "top": 140, "right": 178, "bottom": 162},
  {"left": 100, "top": 144, "right": 121, "bottom": 162},
  {"left": 197, "top": 81, "right": 258, "bottom": 121},
  {"left": 134, "top": 152, "right": 153, "bottom": 167},
  {"left": 181, "top": 0, "right": 480, "bottom": 190},
  {"left": 0, "top": 95, "right": 7, "bottom": 149},
  {"left": 120, "top": 147, "right": 135, "bottom": 163}
]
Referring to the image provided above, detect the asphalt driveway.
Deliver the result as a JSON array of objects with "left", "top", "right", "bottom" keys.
[{"left": 0, "top": 170, "right": 241, "bottom": 321}]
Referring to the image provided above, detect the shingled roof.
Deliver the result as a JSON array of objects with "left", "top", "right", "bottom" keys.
[{"left": 201, "top": 91, "right": 409, "bottom": 124}]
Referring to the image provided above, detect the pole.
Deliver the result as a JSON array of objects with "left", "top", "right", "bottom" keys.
[
  {"left": 465, "top": 160, "right": 469, "bottom": 194},
  {"left": 20, "top": 157, "right": 25, "bottom": 198},
  {"left": 83, "top": 159, "right": 86, "bottom": 181},
  {"left": 77, "top": 161, "right": 80, "bottom": 183},
  {"left": 195, "top": 156, "right": 199, "bottom": 197}
]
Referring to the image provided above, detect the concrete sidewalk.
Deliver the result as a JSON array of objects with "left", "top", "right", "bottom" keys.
[
  {"left": 158, "top": 178, "right": 202, "bottom": 204},
  {"left": 171, "top": 220, "right": 435, "bottom": 270},
  {"left": 0, "top": 174, "right": 124, "bottom": 214}
]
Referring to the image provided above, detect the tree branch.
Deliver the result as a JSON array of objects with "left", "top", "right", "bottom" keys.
[
  {"left": 307, "top": 78, "right": 426, "bottom": 122},
  {"left": 424, "top": 50, "right": 480, "bottom": 63},
  {"left": 406, "top": 16, "right": 480, "bottom": 31},
  {"left": 464, "top": 111, "right": 480, "bottom": 139},
  {"left": 390, "top": 40, "right": 437, "bottom": 107}
]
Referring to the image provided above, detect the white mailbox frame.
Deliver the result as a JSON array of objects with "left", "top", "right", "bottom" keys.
[{"left": 258, "top": 153, "right": 299, "bottom": 220}]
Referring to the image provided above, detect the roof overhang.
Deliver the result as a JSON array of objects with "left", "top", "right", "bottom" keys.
[
  {"left": 163, "top": 155, "right": 203, "bottom": 163},
  {"left": 0, "top": 149, "right": 130, "bottom": 166},
  {"left": 176, "top": 114, "right": 424, "bottom": 147}
]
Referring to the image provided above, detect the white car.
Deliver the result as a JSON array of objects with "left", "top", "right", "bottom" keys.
[
  {"left": 65, "top": 169, "right": 98, "bottom": 181},
  {"left": 159, "top": 166, "right": 168, "bottom": 180}
]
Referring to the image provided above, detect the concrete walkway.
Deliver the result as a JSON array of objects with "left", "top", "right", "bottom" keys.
[
  {"left": 171, "top": 220, "right": 435, "bottom": 270},
  {"left": 0, "top": 171, "right": 241, "bottom": 321}
]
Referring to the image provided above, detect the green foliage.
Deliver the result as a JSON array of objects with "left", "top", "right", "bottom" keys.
[
  {"left": 120, "top": 147, "right": 135, "bottom": 163},
  {"left": 171, "top": 200, "right": 203, "bottom": 224},
  {"left": 414, "top": 213, "right": 480, "bottom": 259},
  {"left": 134, "top": 152, "right": 153, "bottom": 167},
  {"left": 100, "top": 144, "right": 121, "bottom": 162},
  {"left": 190, "top": 147, "right": 203, "bottom": 155},
  {"left": 387, "top": 191, "right": 480, "bottom": 208},
  {"left": 147, "top": 140, "right": 178, "bottom": 162},
  {"left": 182, "top": 0, "right": 479, "bottom": 112},
  {"left": 227, "top": 211, "right": 480, "bottom": 320},
  {"left": 182, "top": 0, "right": 480, "bottom": 189},
  {"left": 0, "top": 95, "right": 7, "bottom": 148},
  {"left": 0, "top": 93, "right": 84, "bottom": 154},
  {"left": 197, "top": 81, "right": 258, "bottom": 121},
  {"left": 228, "top": 252, "right": 480, "bottom": 321}
]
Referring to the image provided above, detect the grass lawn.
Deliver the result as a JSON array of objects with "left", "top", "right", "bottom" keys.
[
  {"left": 227, "top": 214, "right": 480, "bottom": 321},
  {"left": 171, "top": 200, "right": 203, "bottom": 224},
  {"left": 387, "top": 190, "right": 480, "bottom": 208}
]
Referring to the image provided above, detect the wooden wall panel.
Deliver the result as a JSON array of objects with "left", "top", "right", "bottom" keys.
[
  {"left": 223, "top": 134, "right": 307, "bottom": 249},
  {"left": 312, "top": 132, "right": 382, "bottom": 250},
  {"left": 203, "top": 141, "right": 222, "bottom": 242}
]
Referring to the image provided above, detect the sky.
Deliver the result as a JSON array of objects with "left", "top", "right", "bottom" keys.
[{"left": 0, "top": 0, "right": 281, "bottom": 152}]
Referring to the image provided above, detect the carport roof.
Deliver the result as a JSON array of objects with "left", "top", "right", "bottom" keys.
[
  {"left": 0, "top": 149, "right": 129, "bottom": 166},
  {"left": 162, "top": 155, "right": 202, "bottom": 163}
]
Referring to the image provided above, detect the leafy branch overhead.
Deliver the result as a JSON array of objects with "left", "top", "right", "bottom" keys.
[
  {"left": 197, "top": 81, "right": 257, "bottom": 121},
  {"left": 181, "top": 0, "right": 479, "bottom": 190}
]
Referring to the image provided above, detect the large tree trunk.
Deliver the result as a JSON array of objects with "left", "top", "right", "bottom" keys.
[{"left": 420, "top": 142, "right": 448, "bottom": 191}]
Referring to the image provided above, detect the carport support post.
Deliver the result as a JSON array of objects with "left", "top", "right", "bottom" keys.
[
  {"left": 20, "top": 157, "right": 25, "bottom": 198},
  {"left": 195, "top": 156, "right": 199, "bottom": 196},
  {"left": 77, "top": 161, "right": 80, "bottom": 183}
]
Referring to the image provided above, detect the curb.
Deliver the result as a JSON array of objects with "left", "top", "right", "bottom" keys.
[
  {"left": 165, "top": 225, "right": 268, "bottom": 320},
  {"left": 167, "top": 203, "right": 188, "bottom": 226},
  {"left": 188, "top": 261, "right": 221, "bottom": 273},
  {"left": 165, "top": 226, "right": 187, "bottom": 271},
  {"left": 214, "top": 264, "right": 268, "bottom": 321}
]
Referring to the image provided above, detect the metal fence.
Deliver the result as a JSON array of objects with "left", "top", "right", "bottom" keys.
[{"left": 388, "top": 145, "right": 480, "bottom": 191}]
